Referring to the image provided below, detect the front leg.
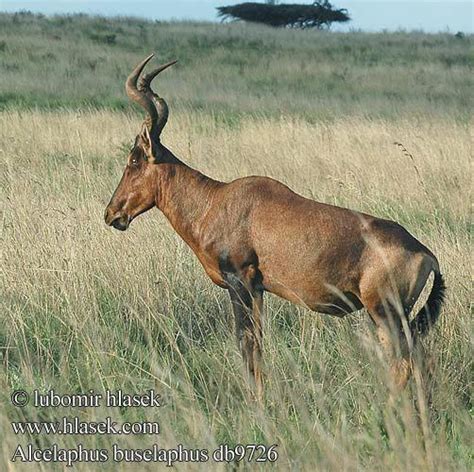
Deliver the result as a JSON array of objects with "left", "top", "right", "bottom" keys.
[{"left": 220, "top": 257, "right": 264, "bottom": 401}]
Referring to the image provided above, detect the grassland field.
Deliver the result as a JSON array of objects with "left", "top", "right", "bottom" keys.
[{"left": 0, "top": 12, "right": 472, "bottom": 471}]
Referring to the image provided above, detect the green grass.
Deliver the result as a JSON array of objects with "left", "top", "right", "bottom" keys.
[{"left": 0, "top": 11, "right": 473, "bottom": 120}]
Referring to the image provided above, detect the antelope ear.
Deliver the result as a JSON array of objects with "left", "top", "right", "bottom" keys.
[{"left": 140, "top": 125, "right": 157, "bottom": 162}]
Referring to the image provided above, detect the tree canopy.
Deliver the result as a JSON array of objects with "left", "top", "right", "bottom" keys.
[{"left": 217, "top": 1, "right": 350, "bottom": 29}]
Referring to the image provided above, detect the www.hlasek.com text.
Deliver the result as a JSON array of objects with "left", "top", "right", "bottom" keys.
[{"left": 12, "top": 416, "right": 160, "bottom": 435}]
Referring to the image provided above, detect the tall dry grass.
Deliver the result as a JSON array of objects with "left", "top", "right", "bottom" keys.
[{"left": 0, "top": 109, "right": 472, "bottom": 470}]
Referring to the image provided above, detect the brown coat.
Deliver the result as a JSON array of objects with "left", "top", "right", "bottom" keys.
[{"left": 105, "top": 55, "right": 445, "bottom": 399}]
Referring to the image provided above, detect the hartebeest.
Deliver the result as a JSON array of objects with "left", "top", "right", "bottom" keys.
[{"left": 105, "top": 54, "right": 445, "bottom": 398}]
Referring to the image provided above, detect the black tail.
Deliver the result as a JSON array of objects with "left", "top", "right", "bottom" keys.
[{"left": 410, "top": 271, "right": 446, "bottom": 337}]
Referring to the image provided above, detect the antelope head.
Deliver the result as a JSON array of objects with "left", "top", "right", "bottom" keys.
[{"left": 104, "top": 54, "right": 177, "bottom": 231}]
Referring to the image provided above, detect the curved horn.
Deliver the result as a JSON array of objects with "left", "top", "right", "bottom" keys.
[
  {"left": 139, "top": 59, "right": 178, "bottom": 138},
  {"left": 125, "top": 54, "right": 159, "bottom": 134}
]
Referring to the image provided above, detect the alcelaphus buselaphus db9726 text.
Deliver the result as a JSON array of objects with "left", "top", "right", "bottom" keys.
[{"left": 105, "top": 54, "right": 445, "bottom": 399}]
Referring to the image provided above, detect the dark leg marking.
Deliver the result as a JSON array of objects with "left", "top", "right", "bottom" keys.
[{"left": 219, "top": 252, "right": 264, "bottom": 400}]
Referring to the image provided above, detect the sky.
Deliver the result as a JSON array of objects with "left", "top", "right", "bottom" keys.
[{"left": 0, "top": 1, "right": 472, "bottom": 33}]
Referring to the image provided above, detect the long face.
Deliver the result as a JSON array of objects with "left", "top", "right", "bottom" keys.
[
  {"left": 104, "top": 132, "right": 157, "bottom": 231},
  {"left": 104, "top": 53, "right": 176, "bottom": 231}
]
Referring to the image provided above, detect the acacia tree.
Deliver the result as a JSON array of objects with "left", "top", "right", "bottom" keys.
[{"left": 217, "top": 1, "right": 350, "bottom": 29}]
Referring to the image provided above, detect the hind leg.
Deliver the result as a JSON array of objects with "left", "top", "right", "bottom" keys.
[{"left": 366, "top": 300, "right": 413, "bottom": 391}]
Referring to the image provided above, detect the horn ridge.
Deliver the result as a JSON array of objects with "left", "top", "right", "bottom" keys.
[{"left": 125, "top": 54, "right": 177, "bottom": 139}]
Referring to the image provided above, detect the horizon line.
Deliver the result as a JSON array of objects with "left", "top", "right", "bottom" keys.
[{"left": 1, "top": 9, "right": 472, "bottom": 35}]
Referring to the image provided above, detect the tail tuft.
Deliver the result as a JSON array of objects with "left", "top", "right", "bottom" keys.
[{"left": 410, "top": 271, "right": 446, "bottom": 337}]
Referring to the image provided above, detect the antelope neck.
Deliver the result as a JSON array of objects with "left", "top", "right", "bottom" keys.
[{"left": 154, "top": 146, "right": 224, "bottom": 249}]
